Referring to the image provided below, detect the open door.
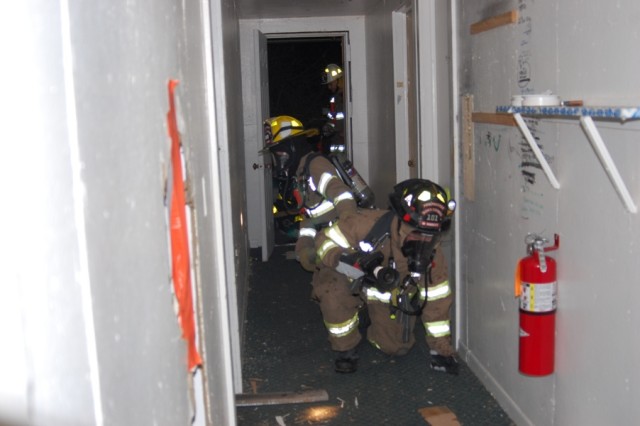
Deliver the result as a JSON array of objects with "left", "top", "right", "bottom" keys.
[
  {"left": 393, "top": 3, "right": 419, "bottom": 181},
  {"left": 264, "top": 34, "right": 346, "bottom": 246},
  {"left": 255, "top": 30, "right": 275, "bottom": 262}
]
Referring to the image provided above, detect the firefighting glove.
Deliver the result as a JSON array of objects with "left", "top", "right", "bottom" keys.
[
  {"left": 296, "top": 246, "right": 317, "bottom": 272},
  {"left": 336, "top": 251, "right": 385, "bottom": 281}
]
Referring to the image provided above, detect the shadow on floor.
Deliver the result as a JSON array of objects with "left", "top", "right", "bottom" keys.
[{"left": 237, "top": 246, "right": 514, "bottom": 425}]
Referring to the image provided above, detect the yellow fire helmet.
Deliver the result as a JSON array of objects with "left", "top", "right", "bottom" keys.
[
  {"left": 263, "top": 115, "right": 305, "bottom": 146},
  {"left": 261, "top": 116, "right": 318, "bottom": 152}
]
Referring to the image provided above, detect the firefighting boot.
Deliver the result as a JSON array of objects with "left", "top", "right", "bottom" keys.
[
  {"left": 429, "top": 350, "right": 459, "bottom": 375},
  {"left": 334, "top": 348, "right": 359, "bottom": 374}
]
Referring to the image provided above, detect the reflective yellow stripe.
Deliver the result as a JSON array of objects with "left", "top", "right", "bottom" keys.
[
  {"left": 420, "top": 281, "right": 451, "bottom": 301},
  {"left": 425, "top": 320, "right": 451, "bottom": 338},
  {"left": 318, "top": 172, "right": 337, "bottom": 196},
  {"left": 428, "top": 281, "right": 451, "bottom": 301},
  {"left": 324, "top": 224, "right": 351, "bottom": 249},
  {"left": 333, "top": 191, "right": 354, "bottom": 205},
  {"left": 325, "top": 312, "right": 359, "bottom": 337},
  {"left": 365, "top": 288, "right": 392, "bottom": 303},
  {"left": 298, "top": 227, "right": 317, "bottom": 238},
  {"left": 307, "top": 200, "right": 335, "bottom": 218},
  {"left": 317, "top": 239, "right": 339, "bottom": 261}
]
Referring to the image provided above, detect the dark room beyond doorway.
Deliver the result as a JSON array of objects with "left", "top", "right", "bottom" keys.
[{"left": 267, "top": 37, "right": 343, "bottom": 131}]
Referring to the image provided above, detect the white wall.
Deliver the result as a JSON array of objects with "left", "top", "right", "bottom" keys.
[
  {"left": 365, "top": 0, "right": 452, "bottom": 200},
  {"left": 0, "top": 0, "right": 237, "bottom": 425},
  {"left": 363, "top": 7, "right": 399, "bottom": 199},
  {"left": 455, "top": 1, "right": 640, "bottom": 425},
  {"left": 205, "top": 0, "right": 248, "bottom": 404},
  {"left": 0, "top": 3, "right": 105, "bottom": 424}
]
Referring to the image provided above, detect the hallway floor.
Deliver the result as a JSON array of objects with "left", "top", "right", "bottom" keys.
[{"left": 237, "top": 245, "right": 514, "bottom": 425}]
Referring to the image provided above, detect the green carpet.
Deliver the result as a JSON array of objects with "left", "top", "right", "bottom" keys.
[{"left": 237, "top": 246, "right": 514, "bottom": 425}]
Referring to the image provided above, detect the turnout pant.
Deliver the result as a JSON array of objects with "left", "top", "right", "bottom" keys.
[{"left": 311, "top": 266, "right": 363, "bottom": 352}]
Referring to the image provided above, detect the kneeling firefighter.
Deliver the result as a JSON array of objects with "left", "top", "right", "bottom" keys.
[
  {"left": 261, "top": 115, "right": 375, "bottom": 273},
  {"left": 313, "top": 178, "right": 459, "bottom": 374}
]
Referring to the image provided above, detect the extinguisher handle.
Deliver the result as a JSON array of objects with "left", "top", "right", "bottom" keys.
[
  {"left": 514, "top": 259, "right": 522, "bottom": 298},
  {"left": 544, "top": 233, "right": 560, "bottom": 252}
]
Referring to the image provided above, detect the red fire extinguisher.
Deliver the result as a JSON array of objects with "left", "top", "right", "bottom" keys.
[{"left": 514, "top": 233, "right": 560, "bottom": 376}]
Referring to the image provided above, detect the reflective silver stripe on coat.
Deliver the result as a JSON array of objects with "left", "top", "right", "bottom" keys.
[
  {"left": 324, "top": 224, "right": 351, "bottom": 249},
  {"left": 425, "top": 320, "right": 451, "bottom": 338},
  {"left": 298, "top": 227, "right": 317, "bottom": 238},
  {"left": 317, "top": 239, "right": 339, "bottom": 261},
  {"left": 317, "top": 172, "right": 337, "bottom": 196},
  {"left": 419, "top": 280, "right": 451, "bottom": 302},
  {"left": 325, "top": 312, "right": 359, "bottom": 337},
  {"left": 307, "top": 200, "right": 335, "bottom": 218},
  {"left": 365, "top": 287, "right": 392, "bottom": 303},
  {"left": 359, "top": 241, "right": 374, "bottom": 252},
  {"left": 306, "top": 176, "right": 317, "bottom": 192},
  {"left": 333, "top": 191, "right": 354, "bottom": 205}
]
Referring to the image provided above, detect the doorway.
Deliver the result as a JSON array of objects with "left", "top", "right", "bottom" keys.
[
  {"left": 268, "top": 37, "right": 343, "bottom": 131},
  {"left": 265, "top": 36, "right": 348, "bottom": 246}
]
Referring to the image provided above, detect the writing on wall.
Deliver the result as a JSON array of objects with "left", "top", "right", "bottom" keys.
[
  {"left": 482, "top": 130, "right": 502, "bottom": 152},
  {"left": 517, "top": 0, "right": 533, "bottom": 93},
  {"left": 516, "top": 0, "right": 549, "bottom": 219}
]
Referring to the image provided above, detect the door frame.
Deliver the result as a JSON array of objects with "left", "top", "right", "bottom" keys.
[
  {"left": 255, "top": 30, "right": 275, "bottom": 262},
  {"left": 256, "top": 31, "right": 351, "bottom": 255},
  {"left": 415, "top": 0, "right": 440, "bottom": 180}
]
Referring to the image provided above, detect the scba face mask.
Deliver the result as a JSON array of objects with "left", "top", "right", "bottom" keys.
[
  {"left": 401, "top": 230, "right": 441, "bottom": 274},
  {"left": 271, "top": 150, "right": 292, "bottom": 180}
]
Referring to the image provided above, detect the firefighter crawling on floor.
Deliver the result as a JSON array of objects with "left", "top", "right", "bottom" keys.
[{"left": 312, "top": 179, "right": 459, "bottom": 374}]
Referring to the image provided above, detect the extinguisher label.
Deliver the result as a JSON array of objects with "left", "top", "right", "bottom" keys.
[{"left": 520, "top": 281, "right": 557, "bottom": 312}]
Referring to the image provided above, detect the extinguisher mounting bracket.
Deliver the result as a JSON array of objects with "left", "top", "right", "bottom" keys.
[
  {"left": 525, "top": 233, "right": 559, "bottom": 253},
  {"left": 524, "top": 233, "right": 559, "bottom": 273}
]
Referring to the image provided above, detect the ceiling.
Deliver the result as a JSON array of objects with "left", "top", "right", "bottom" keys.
[{"left": 236, "top": 0, "right": 383, "bottom": 20}]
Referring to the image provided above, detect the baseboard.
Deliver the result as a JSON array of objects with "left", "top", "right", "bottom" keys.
[{"left": 458, "top": 342, "right": 533, "bottom": 426}]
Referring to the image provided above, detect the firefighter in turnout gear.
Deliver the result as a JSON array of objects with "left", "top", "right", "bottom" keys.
[
  {"left": 320, "top": 63, "right": 346, "bottom": 157},
  {"left": 313, "top": 179, "right": 459, "bottom": 374},
  {"left": 261, "top": 115, "right": 373, "bottom": 274}
]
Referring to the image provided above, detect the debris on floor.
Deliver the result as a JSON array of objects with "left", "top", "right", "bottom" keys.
[
  {"left": 249, "top": 377, "right": 263, "bottom": 394},
  {"left": 418, "top": 406, "right": 461, "bottom": 426},
  {"left": 236, "top": 389, "right": 329, "bottom": 407},
  {"left": 238, "top": 246, "right": 514, "bottom": 425}
]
